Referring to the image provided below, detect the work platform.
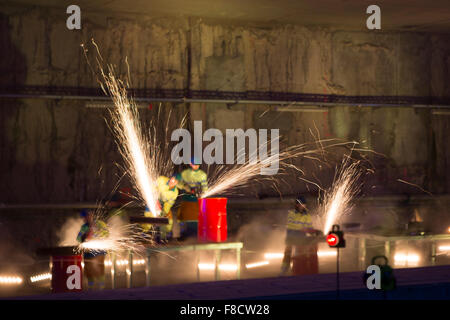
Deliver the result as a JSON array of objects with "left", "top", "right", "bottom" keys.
[{"left": 109, "top": 241, "right": 243, "bottom": 289}]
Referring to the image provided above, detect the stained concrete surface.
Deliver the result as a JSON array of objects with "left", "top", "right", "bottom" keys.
[{"left": 1, "top": 5, "right": 450, "bottom": 202}]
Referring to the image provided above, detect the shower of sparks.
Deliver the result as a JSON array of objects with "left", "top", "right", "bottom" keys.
[
  {"left": 146, "top": 105, "right": 188, "bottom": 178},
  {"left": 82, "top": 40, "right": 177, "bottom": 217},
  {"left": 202, "top": 138, "right": 357, "bottom": 199},
  {"left": 77, "top": 213, "right": 150, "bottom": 254},
  {"left": 319, "top": 156, "right": 363, "bottom": 235},
  {"left": 101, "top": 69, "right": 160, "bottom": 216}
]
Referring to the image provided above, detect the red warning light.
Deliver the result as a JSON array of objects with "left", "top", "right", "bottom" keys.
[{"left": 326, "top": 233, "right": 339, "bottom": 247}]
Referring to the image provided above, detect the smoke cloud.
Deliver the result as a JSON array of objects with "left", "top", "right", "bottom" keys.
[{"left": 57, "top": 217, "right": 84, "bottom": 246}]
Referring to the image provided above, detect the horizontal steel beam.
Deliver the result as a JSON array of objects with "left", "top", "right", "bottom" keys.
[
  {"left": 2, "top": 93, "right": 450, "bottom": 109},
  {"left": 2, "top": 86, "right": 450, "bottom": 108}
]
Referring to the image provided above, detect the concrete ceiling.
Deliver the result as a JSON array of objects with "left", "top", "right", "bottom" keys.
[{"left": 5, "top": 0, "right": 450, "bottom": 32}]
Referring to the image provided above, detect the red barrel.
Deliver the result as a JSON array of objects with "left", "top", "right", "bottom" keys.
[
  {"left": 292, "top": 244, "right": 318, "bottom": 275},
  {"left": 198, "top": 198, "right": 228, "bottom": 242},
  {"left": 50, "top": 254, "right": 83, "bottom": 293}
]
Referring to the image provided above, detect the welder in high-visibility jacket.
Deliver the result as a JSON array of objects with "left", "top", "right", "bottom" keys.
[
  {"left": 142, "top": 174, "right": 182, "bottom": 239},
  {"left": 280, "top": 195, "right": 321, "bottom": 275},
  {"left": 180, "top": 157, "right": 208, "bottom": 196},
  {"left": 77, "top": 209, "right": 109, "bottom": 290},
  {"left": 177, "top": 157, "right": 208, "bottom": 239}
]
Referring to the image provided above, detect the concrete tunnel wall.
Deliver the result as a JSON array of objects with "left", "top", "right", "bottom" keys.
[{"left": 1, "top": 5, "right": 450, "bottom": 204}]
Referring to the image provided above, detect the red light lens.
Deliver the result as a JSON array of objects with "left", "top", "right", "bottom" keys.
[{"left": 326, "top": 233, "right": 339, "bottom": 246}]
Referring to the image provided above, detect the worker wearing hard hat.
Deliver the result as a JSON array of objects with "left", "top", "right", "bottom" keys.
[
  {"left": 280, "top": 195, "right": 321, "bottom": 276},
  {"left": 142, "top": 174, "right": 182, "bottom": 240},
  {"left": 177, "top": 157, "right": 208, "bottom": 239},
  {"left": 180, "top": 157, "right": 208, "bottom": 197},
  {"left": 77, "top": 209, "right": 109, "bottom": 290}
]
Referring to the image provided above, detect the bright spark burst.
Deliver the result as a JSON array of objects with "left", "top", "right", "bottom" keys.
[
  {"left": 83, "top": 40, "right": 163, "bottom": 217},
  {"left": 319, "top": 156, "right": 363, "bottom": 235},
  {"left": 77, "top": 215, "right": 149, "bottom": 254},
  {"left": 202, "top": 139, "right": 354, "bottom": 199},
  {"left": 100, "top": 68, "right": 160, "bottom": 216}
]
